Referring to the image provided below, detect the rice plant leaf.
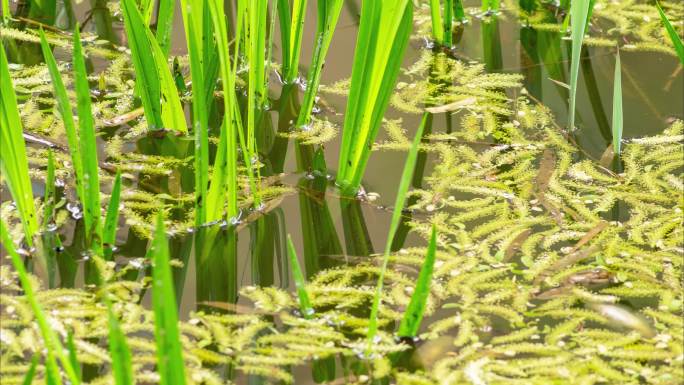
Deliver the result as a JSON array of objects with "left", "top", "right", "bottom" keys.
[
  {"left": 121, "top": 0, "right": 186, "bottom": 133},
  {"left": 156, "top": 0, "right": 175, "bottom": 57},
  {"left": 178, "top": 0, "right": 209, "bottom": 225},
  {"left": 286, "top": 234, "right": 313, "bottom": 318},
  {"left": 398, "top": 224, "right": 438, "bottom": 337},
  {"left": 296, "top": 0, "right": 344, "bottom": 127},
  {"left": 103, "top": 170, "right": 122, "bottom": 260},
  {"left": 106, "top": 300, "right": 134, "bottom": 385},
  {"left": 66, "top": 331, "right": 82, "bottom": 382},
  {"left": 656, "top": 2, "right": 684, "bottom": 64},
  {"left": 151, "top": 212, "right": 186, "bottom": 385},
  {"left": 21, "top": 354, "right": 39, "bottom": 385},
  {"left": 366, "top": 112, "right": 428, "bottom": 355},
  {"left": 39, "top": 28, "right": 86, "bottom": 211},
  {"left": 2, "top": 0, "right": 10, "bottom": 21},
  {"left": 73, "top": 26, "right": 102, "bottom": 252},
  {"left": 443, "top": 0, "right": 454, "bottom": 46},
  {"left": 43, "top": 149, "right": 56, "bottom": 228},
  {"left": 430, "top": 0, "right": 444, "bottom": 44},
  {"left": 568, "top": 0, "right": 593, "bottom": 130},
  {"left": 284, "top": 0, "right": 308, "bottom": 83},
  {"left": 208, "top": 0, "right": 260, "bottom": 216},
  {"left": 337, "top": 0, "right": 413, "bottom": 193},
  {"left": 611, "top": 51, "right": 623, "bottom": 156},
  {"left": 0, "top": 219, "right": 80, "bottom": 384},
  {"left": 0, "top": 44, "right": 38, "bottom": 245}
]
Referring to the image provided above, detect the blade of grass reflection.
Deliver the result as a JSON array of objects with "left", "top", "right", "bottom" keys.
[
  {"left": 296, "top": 145, "right": 343, "bottom": 276},
  {"left": 151, "top": 212, "right": 186, "bottom": 385},
  {"left": 197, "top": 227, "right": 238, "bottom": 305},
  {"left": 340, "top": 199, "right": 375, "bottom": 257},
  {"left": 482, "top": 15, "right": 503, "bottom": 72},
  {"left": 580, "top": 47, "right": 612, "bottom": 145},
  {"left": 1, "top": 219, "right": 80, "bottom": 384}
]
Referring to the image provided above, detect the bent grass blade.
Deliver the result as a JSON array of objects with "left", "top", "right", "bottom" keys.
[
  {"left": 656, "top": 2, "right": 684, "bottom": 64},
  {"left": 366, "top": 113, "right": 429, "bottom": 355}
]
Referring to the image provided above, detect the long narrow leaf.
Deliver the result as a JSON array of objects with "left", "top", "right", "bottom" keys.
[
  {"left": 337, "top": 0, "right": 413, "bottom": 193},
  {"left": 0, "top": 220, "right": 80, "bottom": 384},
  {"left": 156, "top": 0, "right": 175, "bottom": 57},
  {"left": 430, "top": 0, "right": 444, "bottom": 43},
  {"left": 612, "top": 51, "right": 623, "bottom": 156},
  {"left": 73, "top": 26, "right": 102, "bottom": 252},
  {"left": 103, "top": 170, "right": 122, "bottom": 259},
  {"left": 39, "top": 29, "right": 85, "bottom": 207},
  {"left": 656, "top": 2, "right": 684, "bottom": 64},
  {"left": 121, "top": 0, "right": 186, "bottom": 133},
  {"left": 178, "top": 0, "right": 209, "bottom": 225},
  {"left": 296, "top": 0, "right": 344, "bottom": 127},
  {"left": 0, "top": 44, "right": 38, "bottom": 245},
  {"left": 151, "top": 212, "right": 186, "bottom": 385},
  {"left": 286, "top": 234, "right": 313, "bottom": 317},
  {"left": 106, "top": 299, "right": 134, "bottom": 385},
  {"left": 366, "top": 113, "right": 428, "bottom": 355},
  {"left": 568, "top": 0, "right": 592, "bottom": 130},
  {"left": 398, "top": 224, "right": 437, "bottom": 337}
]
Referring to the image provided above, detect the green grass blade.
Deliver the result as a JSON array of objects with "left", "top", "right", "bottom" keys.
[
  {"left": 453, "top": 0, "right": 465, "bottom": 22},
  {"left": 156, "top": 0, "right": 175, "bottom": 57},
  {"left": 66, "top": 331, "right": 82, "bottom": 382},
  {"left": 347, "top": 3, "right": 413, "bottom": 191},
  {"left": 656, "top": 2, "right": 684, "bottom": 64},
  {"left": 366, "top": 113, "right": 428, "bottom": 355},
  {"left": 103, "top": 170, "right": 122, "bottom": 260},
  {"left": 338, "top": 0, "right": 413, "bottom": 193},
  {"left": 284, "top": 0, "right": 308, "bottom": 83},
  {"left": 73, "top": 26, "right": 103, "bottom": 253},
  {"left": 21, "top": 354, "right": 39, "bottom": 385},
  {"left": 286, "top": 234, "right": 314, "bottom": 318},
  {"left": 121, "top": 0, "right": 186, "bottom": 133},
  {"left": 568, "top": 0, "right": 592, "bottom": 130},
  {"left": 247, "top": 0, "right": 268, "bottom": 151},
  {"left": 106, "top": 300, "right": 134, "bottom": 385},
  {"left": 398, "top": 223, "right": 437, "bottom": 337},
  {"left": 430, "top": 0, "right": 444, "bottom": 44},
  {"left": 39, "top": 28, "right": 85, "bottom": 207},
  {"left": 178, "top": 0, "right": 209, "bottom": 226},
  {"left": 0, "top": 220, "right": 79, "bottom": 384},
  {"left": 443, "top": 0, "right": 454, "bottom": 46},
  {"left": 151, "top": 212, "right": 186, "bottom": 385},
  {"left": 0, "top": 44, "right": 39, "bottom": 246},
  {"left": 2, "top": 0, "right": 9, "bottom": 22},
  {"left": 278, "top": 0, "right": 292, "bottom": 78},
  {"left": 43, "top": 149, "right": 56, "bottom": 228},
  {"left": 296, "top": 0, "right": 344, "bottom": 127},
  {"left": 612, "top": 51, "right": 623, "bottom": 156}
]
